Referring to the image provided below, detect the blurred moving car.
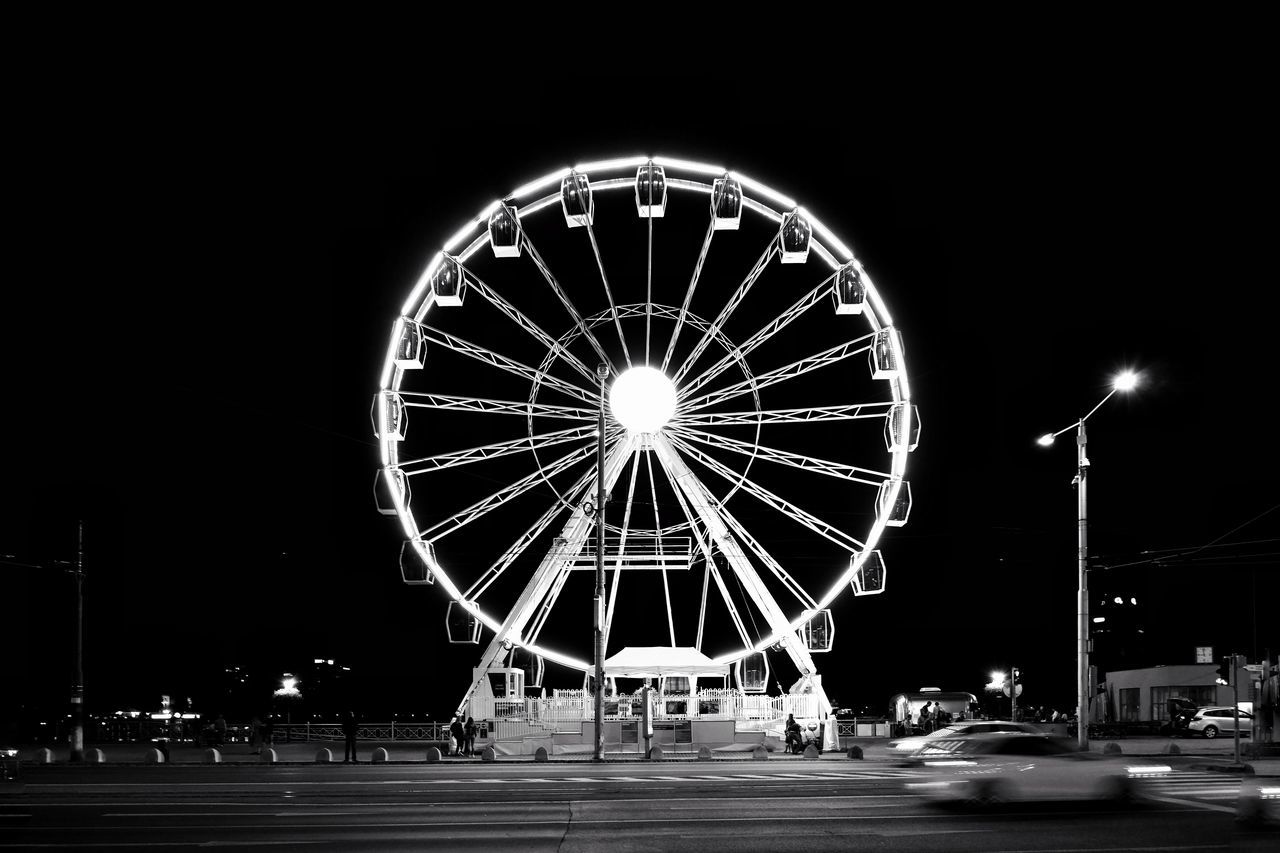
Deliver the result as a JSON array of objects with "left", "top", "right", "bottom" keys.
[
  {"left": 888, "top": 720, "right": 1039, "bottom": 754},
  {"left": 1236, "top": 775, "right": 1280, "bottom": 826},
  {"left": 904, "top": 732, "right": 1171, "bottom": 805},
  {"left": 1186, "top": 707, "right": 1253, "bottom": 739}
]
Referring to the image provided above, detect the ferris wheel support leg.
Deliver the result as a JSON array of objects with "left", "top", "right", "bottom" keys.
[
  {"left": 651, "top": 435, "right": 831, "bottom": 717},
  {"left": 452, "top": 437, "right": 637, "bottom": 720}
]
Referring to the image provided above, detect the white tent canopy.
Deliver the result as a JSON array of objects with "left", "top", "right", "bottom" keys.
[{"left": 603, "top": 646, "right": 731, "bottom": 679}]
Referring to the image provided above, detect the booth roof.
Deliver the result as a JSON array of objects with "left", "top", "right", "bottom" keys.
[{"left": 603, "top": 646, "right": 731, "bottom": 678}]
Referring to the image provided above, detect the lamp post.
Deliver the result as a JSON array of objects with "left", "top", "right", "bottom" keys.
[
  {"left": 1037, "top": 370, "right": 1137, "bottom": 750},
  {"left": 594, "top": 363, "right": 609, "bottom": 762},
  {"left": 69, "top": 520, "right": 85, "bottom": 763}
]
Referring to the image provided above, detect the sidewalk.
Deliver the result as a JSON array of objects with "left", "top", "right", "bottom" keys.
[{"left": 10, "top": 736, "right": 1257, "bottom": 765}]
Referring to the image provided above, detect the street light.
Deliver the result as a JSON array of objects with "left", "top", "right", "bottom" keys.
[{"left": 1037, "top": 370, "right": 1138, "bottom": 749}]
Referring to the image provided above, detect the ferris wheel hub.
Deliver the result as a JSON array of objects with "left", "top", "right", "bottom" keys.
[{"left": 609, "top": 366, "right": 677, "bottom": 434}]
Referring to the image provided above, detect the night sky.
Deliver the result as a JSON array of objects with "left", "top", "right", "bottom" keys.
[{"left": 5, "top": 56, "right": 1275, "bottom": 728}]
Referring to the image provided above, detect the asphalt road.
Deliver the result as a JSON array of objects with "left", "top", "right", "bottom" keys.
[{"left": 0, "top": 760, "right": 1267, "bottom": 851}]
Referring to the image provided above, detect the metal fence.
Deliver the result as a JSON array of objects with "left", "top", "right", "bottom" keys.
[{"left": 472, "top": 690, "right": 825, "bottom": 730}]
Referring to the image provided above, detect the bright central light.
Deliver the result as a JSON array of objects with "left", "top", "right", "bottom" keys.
[
  {"left": 610, "top": 366, "right": 677, "bottom": 433},
  {"left": 1113, "top": 370, "right": 1139, "bottom": 392}
]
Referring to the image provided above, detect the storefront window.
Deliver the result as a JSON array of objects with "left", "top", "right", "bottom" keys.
[{"left": 1119, "top": 688, "right": 1140, "bottom": 721}]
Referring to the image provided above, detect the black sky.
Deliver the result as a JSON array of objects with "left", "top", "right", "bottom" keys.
[{"left": 4, "top": 52, "right": 1276, "bottom": 725}]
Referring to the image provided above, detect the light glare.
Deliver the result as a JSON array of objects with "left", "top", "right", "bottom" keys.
[
  {"left": 1113, "top": 371, "right": 1138, "bottom": 392},
  {"left": 609, "top": 367, "right": 677, "bottom": 433}
]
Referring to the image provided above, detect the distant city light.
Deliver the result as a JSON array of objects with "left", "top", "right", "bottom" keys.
[
  {"left": 1093, "top": 617, "right": 1106, "bottom": 623},
  {"left": 275, "top": 674, "right": 301, "bottom": 697},
  {"left": 1130, "top": 597, "right": 1137, "bottom": 605},
  {"left": 1114, "top": 596, "right": 1123, "bottom": 604}
]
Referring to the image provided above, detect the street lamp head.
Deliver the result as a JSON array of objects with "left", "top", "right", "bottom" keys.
[
  {"left": 1112, "top": 370, "right": 1138, "bottom": 392},
  {"left": 1036, "top": 433, "right": 1055, "bottom": 447}
]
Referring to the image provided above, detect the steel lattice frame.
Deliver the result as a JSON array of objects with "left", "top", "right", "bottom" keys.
[{"left": 375, "top": 156, "right": 917, "bottom": 716}]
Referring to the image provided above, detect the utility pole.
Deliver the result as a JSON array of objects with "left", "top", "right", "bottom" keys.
[
  {"left": 594, "top": 364, "right": 608, "bottom": 762},
  {"left": 1232, "top": 653, "right": 1241, "bottom": 766},
  {"left": 69, "top": 520, "right": 85, "bottom": 763},
  {"left": 1076, "top": 419, "right": 1090, "bottom": 750}
]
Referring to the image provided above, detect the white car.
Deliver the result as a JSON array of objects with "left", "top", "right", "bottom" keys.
[
  {"left": 905, "top": 732, "right": 1171, "bottom": 806},
  {"left": 1186, "top": 707, "right": 1253, "bottom": 739},
  {"left": 888, "top": 721, "right": 1039, "bottom": 753}
]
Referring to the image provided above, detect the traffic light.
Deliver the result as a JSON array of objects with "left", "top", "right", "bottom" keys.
[
  {"left": 1012, "top": 667, "right": 1022, "bottom": 684},
  {"left": 1215, "top": 657, "right": 1231, "bottom": 686}
]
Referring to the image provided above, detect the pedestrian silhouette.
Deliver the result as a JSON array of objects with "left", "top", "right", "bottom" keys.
[{"left": 342, "top": 710, "right": 359, "bottom": 763}]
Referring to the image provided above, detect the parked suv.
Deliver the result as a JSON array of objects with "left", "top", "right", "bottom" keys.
[{"left": 1186, "top": 707, "right": 1252, "bottom": 739}]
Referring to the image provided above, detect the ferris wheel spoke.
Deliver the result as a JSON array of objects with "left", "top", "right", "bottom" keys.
[
  {"left": 654, "top": 432, "right": 818, "bottom": 610},
  {"left": 678, "top": 270, "right": 837, "bottom": 401},
  {"left": 604, "top": 448, "right": 643, "bottom": 654},
  {"left": 463, "top": 266, "right": 603, "bottom": 387},
  {"left": 399, "top": 393, "right": 595, "bottom": 421},
  {"left": 399, "top": 425, "right": 597, "bottom": 475},
  {"left": 525, "top": 564, "right": 572, "bottom": 647},
  {"left": 465, "top": 462, "right": 601, "bottom": 601},
  {"left": 674, "top": 402, "right": 895, "bottom": 427},
  {"left": 667, "top": 433, "right": 864, "bottom": 553},
  {"left": 660, "top": 219, "right": 716, "bottom": 375},
  {"left": 646, "top": 198, "right": 654, "bottom": 365},
  {"left": 643, "top": 451, "right": 677, "bottom": 646},
  {"left": 584, "top": 221, "right": 632, "bottom": 368},
  {"left": 714, "top": 500, "right": 818, "bottom": 611},
  {"left": 421, "top": 441, "right": 598, "bottom": 543},
  {"left": 457, "top": 436, "right": 639, "bottom": 716},
  {"left": 521, "top": 233, "right": 616, "bottom": 373},
  {"left": 672, "top": 239, "right": 777, "bottom": 386},
  {"left": 420, "top": 325, "right": 600, "bottom": 406},
  {"left": 678, "top": 333, "right": 877, "bottom": 414},
  {"left": 652, "top": 435, "right": 820, "bottom": 680},
  {"left": 659, "top": 455, "right": 723, "bottom": 652},
  {"left": 668, "top": 424, "right": 889, "bottom": 486}
]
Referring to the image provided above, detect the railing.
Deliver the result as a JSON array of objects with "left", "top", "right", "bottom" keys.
[
  {"left": 471, "top": 690, "right": 825, "bottom": 728},
  {"left": 273, "top": 722, "right": 448, "bottom": 742}
]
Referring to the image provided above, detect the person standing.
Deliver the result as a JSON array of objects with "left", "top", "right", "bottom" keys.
[
  {"left": 449, "top": 717, "right": 465, "bottom": 757},
  {"left": 464, "top": 716, "right": 477, "bottom": 757},
  {"left": 249, "top": 715, "right": 263, "bottom": 755},
  {"left": 342, "top": 710, "right": 359, "bottom": 763},
  {"left": 918, "top": 701, "right": 932, "bottom": 733},
  {"left": 213, "top": 713, "right": 227, "bottom": 747}
]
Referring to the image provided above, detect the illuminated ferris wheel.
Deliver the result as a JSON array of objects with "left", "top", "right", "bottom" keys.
[{"left": 373, "top": 156, "right": 918, "bottom": 716}]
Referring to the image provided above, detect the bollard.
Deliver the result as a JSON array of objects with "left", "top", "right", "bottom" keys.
[
  {"left": 752, "top": 745, "right": 769, "bottom": 761},
  {"left": 144, "top": 748, "right": 165, "bottom": 764},
  {"left": 86, "top": 748, "right": 105, "bottom": 764},
  {"left": 425, "top": 747, "right": 442, "bottom": 763},
  {"left": 204, "top": 748, "right": 221, "bottom": 764},
  {"left": 35, "top": 748, "right": 53, "bottom": 764},
  {"left": 846, "top": 745, "right": 864, "bottom": 760},
  {"left": 481, "top": 746, "right": 496, "bottom": 762},
  {"left": 647, "top": 745, "right": 664, "bottom": 762},
  {"left": 1102, "top": 742, "right": 1122, "bottom": 755},
  {"left": 259, "top": 748, "right": 277, "bottom": 763},
  {"left": 372, "top": 747, "right": 389, "bottom": 763},
  {"left": 315, "top": 748, "right": 332, "bottom": 763},
  {"left": 697, "top": 746, "right": 712, "bottom": 760},
  {"left": 534, "top": 747, "right": 549, "bottom": 762},
  {"left": 803, "top": 744, "right": 820, "bottom": 759}
]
